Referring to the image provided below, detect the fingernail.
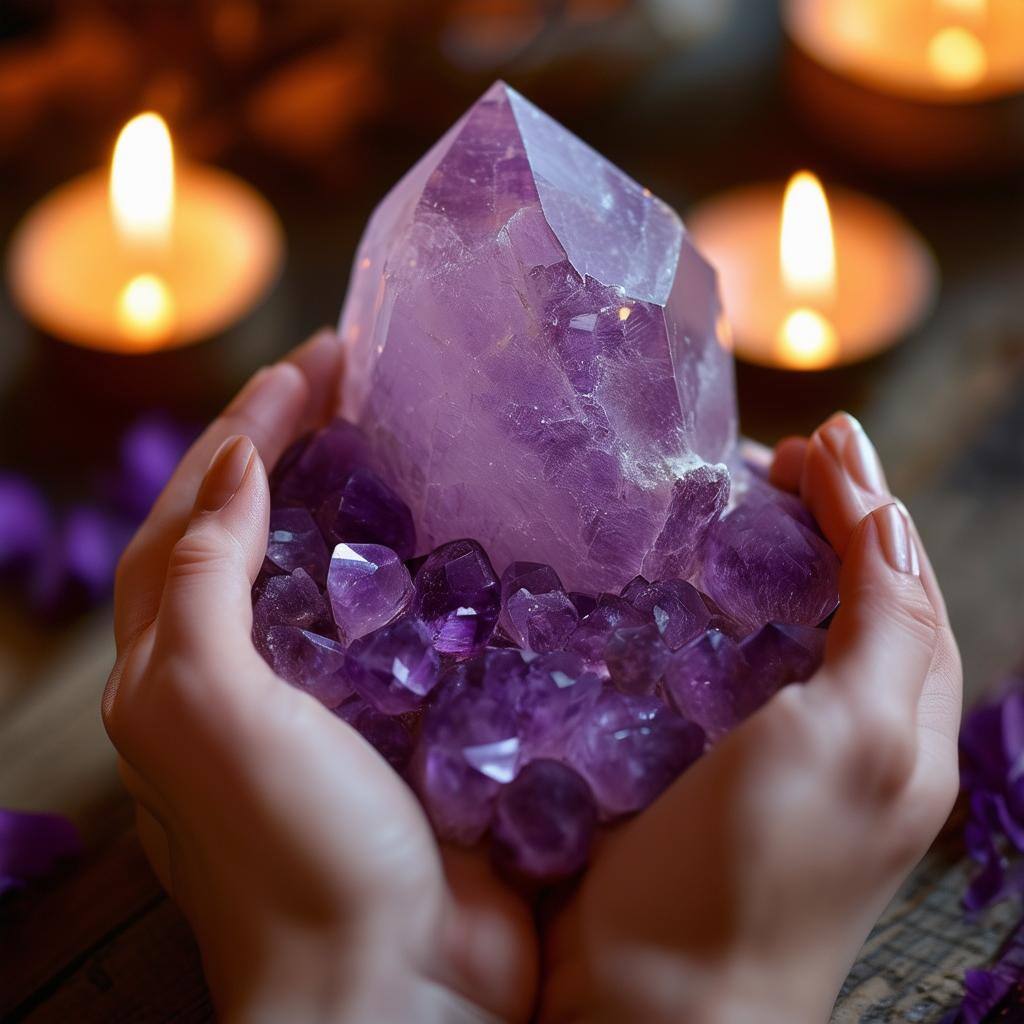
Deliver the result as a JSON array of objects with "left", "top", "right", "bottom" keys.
[
  {"left": 874, "top": 503, "right": 920, "bottom": 576},
  {"left": 820, "top": 414, "right": 887, "bottom": 496},
  {"left": 196, "top": 435, "right": 255, "bottom": 512}
]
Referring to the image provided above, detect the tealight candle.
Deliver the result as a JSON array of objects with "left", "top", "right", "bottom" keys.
[
  {"left": 7, "top": 113, "right": 283, "bottom": 353},
  {"left": 688, "top": 171, "right": 938, "bottom": 370},
  {"left": 785, "top": 0, "right": 1024, "bottom": 174}
]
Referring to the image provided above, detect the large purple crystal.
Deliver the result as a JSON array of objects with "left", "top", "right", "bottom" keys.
[
  {"left": 327, "top": 542, "right": 413, "bottom": 641},
  {"left": 339, "top": 81, "right": 736, "bottom": 592},
  {"left": 345, "top": 616, "right": 441, "bottom": 715}
]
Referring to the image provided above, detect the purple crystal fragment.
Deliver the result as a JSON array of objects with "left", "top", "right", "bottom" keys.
[
  {"left": 517, "top": 651, "right": 602, "bottom": 761},
  {"left": 265, "top": 508, "right": 329, "bottom": 584},
  {"left": 345, "top": 616, "right": 440, "bottom": 715},
  {"left": 253, "top": 568, "right": 331, "bottom": 648},
  {"left": 262, "top": 626, "right": 352, "bottom": 708},
  {"left": 335, "top": 696, "right": 414, "bottom": 772},
  {"left": 327, "top": 542, "right": 413, "bottom": 641},
  {"left": 491, "top": 759, "right": 597, "bottom": 881},
  {"left": 604, "top": 623, "right": 670, "bottom": 695},
  {"left": 499, "top": 561, "right": 579, "bottom": 652},
  {"left": 701, "top": 487, "right": 840, "bottom": 633},
  {"left": 317, "top": 468, "right": 415, "bottom": 560},
  {"left": 565, "top": 690, "right": 705, "bottom": 818},
  {"left": 565, "top": 596, "right": 645, "bottom": 664},
  {"left": 663, "top": 629, "right": 750, "bottom": 741},
  {"left": 642, "top": 462, "right": 730, "bottom": 582},
  {"left": 339, "top": 81, "right": 736, "bottom": 593},
  {"left": 271, "top": 418, "right": 371, "bottom": 510},
  {"left": 112, "top": 415, "right": 193, "bottom": 519},
  {"left": 739, "top": 622, "right": 827, "bottom": 694},
  {"left": 412, "top": 688, "right": 519, "bottom": 843},
  {"left": 413, "top": 539, "right": 500, "bottom": 656},
  {"left": 621, "top": 576, "right": 711, "bottom": 651},
  {"left": 0, "top": 809, "right": 81, "bottom": 894},
  {"left": 0, "top": 475, "right": 50, "bottom": 573}
]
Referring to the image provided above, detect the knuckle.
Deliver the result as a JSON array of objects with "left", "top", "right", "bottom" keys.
[
  {"left": 165, "top": 529, "right": 235, "bottom": 583},
  {"left": 840, "top": 699, "right": 916, "bottom": 803}
]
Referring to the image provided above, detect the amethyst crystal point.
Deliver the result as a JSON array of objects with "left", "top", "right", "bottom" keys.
[
  {"left": 339, "top": 81, "right": 736, "bottom": 593},
  {"left": 413, "top": 539, "right": 500, "bottom": 656},
  {"left": 621, "top": 576, "right": 711, "bottom": 651},
  {"left": 664, "top": 629, "right": 750, "bottom": 741},
  {"left": 263, "top": 627, "right": 352, "bottom": 708},
  {"left": 327, "top": 542, "right": 413, "bottom": 641},
  {"left": 491, "top": 759, "right": 598, "bottom": 882},
  {"left": 517, "top": 651, "right": 602, "bottom": 761},
  {"left": 271, "top": 418, "right": 371, "bottom": 510},
  {"left": 253, "top": 568, "right": 330, "bottom": 642},
  {"left": 499, "top": 561, "right": 579, "bottom": 652},
  {"left": 335, "top": 696, "right": 414, "bottom": 772},
  {"left": 565, "top": 596, "right": 646, "bottom": 664},
  {"left": 317, "top": 468, "right": 415, "bottom": 560},
  {"left": 265, "top": 508, "right": 329, "bottom": 583},
  {"left": 701, "top": 487, "right": 840, "bottom": 634},
  {"left": 566, "top": 690, "right": 705, "bottom": 818},
  {"left": 604, "top": 623, "right": 670, "bottom": 696},
  {"left": 413, "top": 688, "right": 520, "bottom": 843},
  {"left": 345, "top": 616, "right": 440, "bottom": 715}
]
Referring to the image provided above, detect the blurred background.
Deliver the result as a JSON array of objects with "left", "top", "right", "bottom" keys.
[{"left": 1, "top": 1, "right": 1023, "bottom": 1020}]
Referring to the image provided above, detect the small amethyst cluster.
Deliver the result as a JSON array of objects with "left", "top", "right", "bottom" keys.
[{"left": 252, "top": 417, "right": 839, "bottom": 883}]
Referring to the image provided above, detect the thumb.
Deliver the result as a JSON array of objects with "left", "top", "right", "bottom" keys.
[{"left": 153, "top": 435, "right": 269, "bottom": 668}]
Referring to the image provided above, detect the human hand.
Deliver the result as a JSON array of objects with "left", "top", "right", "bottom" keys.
[
  {"left": 102, "top": 330, "right": 537, "bottom": 1024},
  {"left": 540, "top": 413, "right": 963, "bottom": 1024}
]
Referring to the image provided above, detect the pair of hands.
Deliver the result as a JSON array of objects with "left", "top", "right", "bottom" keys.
[{"left": 102, "top": 329, "right": 962, "bottom": 1024}]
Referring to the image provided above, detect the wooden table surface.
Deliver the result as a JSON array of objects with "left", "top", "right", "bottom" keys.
[{"left": 3, "top": 6, "right": 1024, "bottom": 1020}]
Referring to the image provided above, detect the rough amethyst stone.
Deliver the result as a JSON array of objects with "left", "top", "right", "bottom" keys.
[
  {"left": 271, "top": 418, "right": 371, "bottom": 510},
  {"left": 565, "top": 690, "right": 705, "bottom": 818},
  {"left": 345, "top": 616, "right": 440, "bottom": 715},
  {"left": 517, "top": 651, "right": 602, "bottom": 761},
  {"left": 621, "top": 576, "right": 711, "bottom": 651},
  {"left": 663, "top": 629, "right": 750, "bottom": 741},
  {"left": 491, "top": 759, "right": 597, "bottom": 881},
  {"left": 262, "top": 626, "right": 353, "bottom": 708},
  {"left": 701, "top": 487, "right": 840, "bottom": 633},
  {"left": 317, "top": 468, "right": 416, "bottom": 560},
  {"left": 412, "top": 688, "right": 520, "bottom": 843},
  {"left": 265, "top": 508, "right": 329, "bottom": 584},
  {"left": 739, "top": 622, "right": 827, "bottom": 695},
  {"left": 604, "top": 623, "right": 670, "bottom": 696},
  {"left": 327, "top": 542, "right": 413, "bottom": 641},
  {"left": 335, "top": 696, "right": 414, "bottom": 772},
  {"left": 499, "top": 561, "right": 579, "bottom": 652},
  {"left": 413, "top": 539, "right": 500, "bottom": 656},
  {"left": 253, "top": 568, "right": 331, "bottom": 644},
  {"left": 565, "top": 596, "right": 646, "bottom": 664},
  {"left": 339, "top": 81, "right": 736, "bottom": 593}
]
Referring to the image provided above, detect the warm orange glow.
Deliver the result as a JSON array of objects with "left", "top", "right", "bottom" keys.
[
  {"left": 928, "top": 26, "right": 988, "bottom": 88},
  {"left": 117, "top": 273, "right": 174, "bottom": 344},
  {"left": 776, "top": 307, "right": 840, "bottom": 368},
  {"left": 110, "top": 113, "right": 174, "bottom": 249},
  {"left": 779, "top": 171, "right": 836, "bottom": 304},
  {"left": 937, "top": 0, "right": 987, "bottom": 17}
]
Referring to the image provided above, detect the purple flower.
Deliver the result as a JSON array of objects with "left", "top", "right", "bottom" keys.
[
  {"left": 111, "top": 414, "right": 195, "bottom": 520},
  {"left": 0, "top": 809, "right": 81, "bottom": 895}
]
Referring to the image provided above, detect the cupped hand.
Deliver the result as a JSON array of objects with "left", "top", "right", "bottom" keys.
[
  {"left": 541, "top": 413, "right": 963, "bottom": 1024},
  {"left": 102, "top": 330, "right": 537, "bottom": 1024}
]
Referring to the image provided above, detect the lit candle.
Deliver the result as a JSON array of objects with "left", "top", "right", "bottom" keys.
[
  {"left": 7, "top": 113, "right": 283, "bottom": 353},
  {"left": 688, "top": 171, "right": 938, "bottom": 370},
  {"left": 784, "top": 0, "right": 1024, "bottom": 174}
]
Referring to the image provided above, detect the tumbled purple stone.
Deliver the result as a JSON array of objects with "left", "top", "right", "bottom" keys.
[
  {"left": 491, "top": 759, "right": 597, "bottom": 881},
  {"left": 253, "top": 568, "right": 331, "bottom": 646},
  {"left": 265, "top": 508, "right": 329, "bottom": 584},
  {"left": 701, "top": 487, "right": 840, "bottom": 634},
  {"left": 345, "top": 616, "right": 440, "bottom": 715},
  {"left": 604, "top": 623, "right": 670, "bottom": 696},
  {"left": 339, "top": 81, "right": 736, "bottom": 593},
  {"left": 271, "top": 418, "right": 371, "bottom": 510},
  {"left": 327, "top": 542, "right": 413, "bottom": 642},
  {"left": 413, "top": 539, "right": 500, "bottom": 656},
  {"left": 565, "top": 596, "right": 646, "bottom": 664},
  {"left": 663, "top": 629, "right": 749, "bottom": 741},
  {"left": 317, "top": 468, "right": 416, "bottom": 560},
  {"left": 621, "top": 576, "right": 711, "bottom": 651},
  {"left": 499, "top": 561, "right": 579, "bottom": 652},
  {"left": 335, "top": 696, "right": 414, "bottom": 772},
  {"left": 517, "top": 651, "right": 602, "bottom": 761},
  {"left": 566, "top": 690, "right": 705, "bottom": 818},
  {"left": 642, "top": 462, "right": 730, "bottom": 582},
  {"left": 262, "top": 626, "right": 353, "bottom": 708},
  {"left": 739, "top": 622, "right": 827, "bottom": 695},
  {"left": 412, "top": 688, "right": 520, "bottom": 843}
]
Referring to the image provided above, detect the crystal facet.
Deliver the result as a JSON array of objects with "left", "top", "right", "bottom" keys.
[
  {"left": 345, "top": 616, "right": 441, "bottom": 714},
  {"left": 327, "top": 542, "right": 413, "bottom": 641},
  {"left": 317, "top": 468, "right": 416, "bottom": 560},
  {"left": 262, "top": 626, "right": 353, "bottom": 708},
  {"left": 265, "top": 508, "right": 329, "bottom": 584},
  {"left": 499, "top": 561, "right": 579, "bottom": 652}
]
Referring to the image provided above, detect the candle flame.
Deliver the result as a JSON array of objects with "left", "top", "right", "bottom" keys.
[
  {"left": 776, "top": 308, "right": 840, "bottom": 369},
  {"left": 117, "top": 273, "right": 174, "bottom": 345},
  {"left": 110, "top": 113, "right": 174, "bottom": 249},
  {"left": 779, "top": 171, "right": 836, "bottom": 305},
  {"left": 928, "top": 25, "right": 987, "bottom": 87}
]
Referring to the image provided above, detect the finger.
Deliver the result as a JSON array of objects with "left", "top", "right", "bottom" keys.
[
  {"left": 800, "top": 412, "right": 891, "bottom": 558},
  {"left": 114, "top": 329, "right": 343, "bottom": 652},
  {"left": 769, "top": 436, "right": 808, "bottom": 493},
  {"left": 152, "top": 435, "right": 271, "bottom": 672}
]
